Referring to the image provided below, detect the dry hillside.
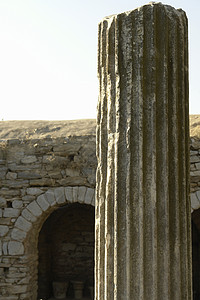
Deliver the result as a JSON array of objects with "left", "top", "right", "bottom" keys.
[{"left": 0, "top": 116, "right": 199, "bottom": 140}]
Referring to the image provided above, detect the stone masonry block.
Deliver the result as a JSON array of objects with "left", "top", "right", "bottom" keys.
[
  {"left": 21, "top": 208, "right": 37, "bottom": 223},
  {"left": 11, "top": 284, "right": 27, "bottom": 294},
  {"left": 72, "top": 186, "right": 78, "bottom": 202},
  {"left": 64, "top": 187, "right": 73, "bottom": 203},
  {"left": 26, "top": 187, "right": 43, "bottom": 196},
  {"left": 45, "top": 190, "right": 56, "bottom": 206},
  {"left": 91, "top": 194, "right": 95, "bottom": 207},
  {"left": 11, "top": 228, "right": 27, "bottom": 242},
  {"left": 78, "top": 186, "right": 87, "bottom": 203},
  {"left": 15, "top": 216, "right": 32, "bottom": 232},
  {"left": 6, "top": 172, "right": 17, "bottom": 180},
  {"left": 3, "top": 208, "right": 20, "bottom": 218},
  {"left": 0, "top": 225, "right": 9, "bottom": 237},
  {"left": 21, "top": 155, "right": 37, "bottom": 164},
  {"left": 27, "top": 201, "right": 43, "bottom": 217},
  {"left": 85, "top": 188, "right": 95, "bottom": 205},
  {"left": 3, "top": 241, "right": 8, "bottom": 255},
  {"left": 36, "top": 194, "right": 50, "bottom": 211},
  {"left": 8, "top": 241, "right": 24, "bottom": 255},
  {"left": 196, "top": 190, "right": 200, "bottom": 202},
  {"left": 0, "top": 197, "right": 6, "bottom": 207},
  {"left": 54, "top": 187, "right": 66, "bottom": 204},
  {"left": 191, "top": 193, "right": 200, "bottom": 210},
  {"left": 12, "top": 200, "right": 23, "bottom": 209},
  {"left": 195, "top": 162, "right": 200, "bottom": 170}
]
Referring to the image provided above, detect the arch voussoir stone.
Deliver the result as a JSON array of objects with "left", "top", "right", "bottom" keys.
[
  {"left": 36, "top": 194, "right": 50, "bottom": 211},
  {"left": 191, "top": 191, "right": 200, "bottom": 212},
  {"left": 54, "top": 187, "right": 66, "bottom": 204},
  {"left": 45, "top": 189, "right": 57, "bottom": 206}
]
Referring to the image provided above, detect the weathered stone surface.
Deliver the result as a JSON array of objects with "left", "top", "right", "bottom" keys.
[
  {"left": 26, "top": 201, "right": 43, "bottom": 217},
  {"left": 191, "top": 193, "right": 200, "bottom": 210},
  {"left": 78, "top": 186, "right": 87, "bottom": 203},
  {"left": 72, "top": 186, "right": 78, "bottom": 202},
  {"left": 0, "top": 225, "right": 9, "bottom": 237},
  {"left": 85, "top": 188, "right": 95, "bottom": 205},
  {"left": 3, "top": 208, "right": 20, "bottom": 218},
  {"left": 26, "top": 187, "right": 43, "bottom": 196},
  {"left": 0, "top": 189, "right": 20, "bottom": 196},
  {"left": 18, "top": 171, "right": 42, "bottom": 179},
  {"left": 11, "top": 228, "right": 27, "bottom": 242},
  {"left": 54, "top": 187, "right": 66, "bottom": 204},
  {"left": 3, "top": 241, "right": 8, "bottom": 255},
  {"left": 21, "top": 208, "right": 37, "bottom": 223},
  {"left": 65, "top": 168, "right": 80, "bottom": 177},
  {"left": 45, "top": 189, "right": 56, "bottom": 206},
  {"left": 96, "top": 3, "right": 191, "bottom": 300},
  {"left": 36, "top": 194, "right": 50, "bottom": 211},
  {"left": 9, "top": 284, "right": 27, "bottom": 294},
  {"left": 21, "top": 155, "right": 37, "bottom": 164},
  {"left": 21, "top": 195, "right": 35, "bottom": 201},
  {"left": 57, "top": 177, "right": 88, "bottom": 186},
  {"left": 190, "top": 155, "right": 200, "bottom": 163},
  {"left": 12, "top": 200, "right": 23, "bottom": 209},
  {"left": 91, "top": 195, "right": 95, "bottom": 206},
  {"left": 8, "top": 241, "right": 24, "bottom": 255},
  {"left": 15, "top": 216, "right": 32, "bottom": 232},
  {"left": 1, "top": 179, "right": 29, "bottom": 188},
  {"left": 6, "top": 172, "right": 17, "bottom": 180},
  {"left": 196, "top": 190, "right": 200, "bottom": 201},
  {"left": 0, "top": 167, "right": 7, "bottom": 179},
  {"left": 0, "top": 217, "right": 11, "bottom": 225},
  {"left": 0, "top": 197, "right": 6, "bottom": 207},
  {"left": 64, "top": 186, "right": 73, "bottom": 202},
  {"left": 29, "top": 178, "right": 55, "bottom": 186},
  {"left": 53, "top": 143, "right": 81, "bottom": 154}
]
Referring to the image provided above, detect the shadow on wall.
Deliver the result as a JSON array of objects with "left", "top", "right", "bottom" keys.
[
  {"left": 192, "top": 208, "right": 200, "bottom": 300},
  {"left": 38, "top": 203, "right": 95, "bottom": 300}
]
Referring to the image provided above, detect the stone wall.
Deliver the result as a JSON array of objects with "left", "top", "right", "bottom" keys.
[
  {"left": 190, "top": 137, "right": 200, "bottom": 211},
  {"left": 0, "top": 132, "right": 200, "bottom": 299},
  {"left": 0, "top": 136, "right": 96, "bottom": 300}
]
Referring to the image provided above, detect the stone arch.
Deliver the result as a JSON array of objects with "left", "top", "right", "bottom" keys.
[{"left": 9, "top": 186, "right": 95, "bottom": 256}]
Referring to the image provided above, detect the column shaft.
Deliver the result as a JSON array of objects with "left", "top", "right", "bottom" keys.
[{"left": 95, "top": 3, "right": 192, "bottom": 300}]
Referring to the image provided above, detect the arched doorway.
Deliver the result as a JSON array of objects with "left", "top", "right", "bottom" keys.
[
  {"left": 192, "top": 208, "right": 200, "bottom": 300},
  {"left": 38, "top": 203, "right": 94, "bottom": 300}
]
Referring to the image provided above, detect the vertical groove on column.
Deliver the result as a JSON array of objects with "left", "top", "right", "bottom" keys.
[
  {"left": 182, "top": 11, "right": 192, "bottom": 299},
  {"left": 96, "top": 20, "right": 108, "bottom": 300},
  {"left": 167, "top": 8, "right": 181, "bottom": 300},
  {"left": 104, "top": 16, "right": 115, "bottom": 300},
  {"left": 128, "top": 9, "right": 144, "bottom": 300},
  {"left": 142, "top": 5, "right": 157, "bottom": 299},
  {"left": 176, "top": 12, "right": 191, "bottom": 299},
  {"left": 155, "top": 5, "right": 170, "bottom": 299},
  {"left": 95, "top": 21, "right": 101, "bottom": 300},
  {"left": 177, "top": 13, "right": 187, "bottom": 299},
  {"left": 114, "top": 14, "right": 128, "bottom": 300}
]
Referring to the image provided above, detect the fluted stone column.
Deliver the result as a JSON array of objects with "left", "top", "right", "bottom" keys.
[{"left": 95, "top": 3, "right": 192, "bottom": 300}]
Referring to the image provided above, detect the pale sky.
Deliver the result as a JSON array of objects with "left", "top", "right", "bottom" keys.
[{"left": 0, "top": 0, "right": 199, "bottom": 120}]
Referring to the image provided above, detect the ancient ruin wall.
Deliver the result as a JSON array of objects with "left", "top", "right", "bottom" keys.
[
  {"left": 0, "top": 130, "right": 200, "bottom": 299},
  {"left": 0, "top": 135, "right": 96, "bottom": 300}
]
